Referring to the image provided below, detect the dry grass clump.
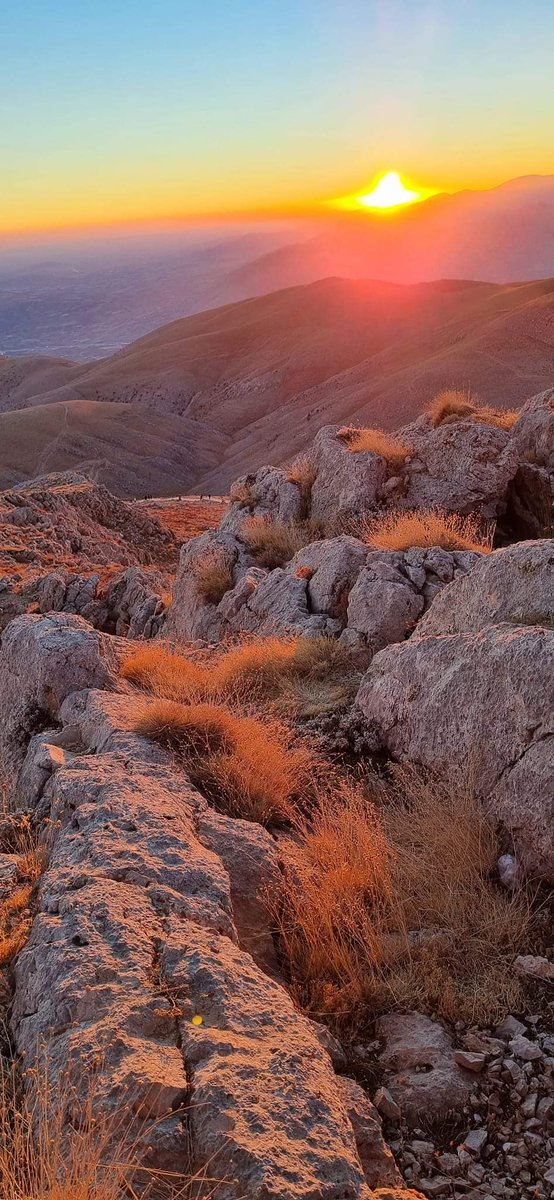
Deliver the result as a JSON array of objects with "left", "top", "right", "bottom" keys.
[
  {"left": 241, "top": 515, "right": 323, "bottom": 567},
  {"left": 0, "top": 1064, "right": 211, "bottom": 1199},
  {"left": 191, "top": 549, "right": 234, "bottom": 605},
  {"left": 337, "top": 426, "right": 411, "bottom": 470},
  {"left": 228, "top": 478, "right": 256, "bottom": 509},
  {"left": 278, "top": 768, "right": 532, "bottom": 1031},
  {"left": 122, "top": 635, "right": 359, "bottom": 718},
  {"left": 134, "top": 698, "right": 315, "bottom": 824},
  {"left": 287, "top": 455, "right": 317, "bottom": 516},
  {"left": 335, "top": 427, "right": 410, "bottom": 468},
  {"left": 362, "top": 508, "right": 493, "bottom": 553},
  {"left": 0, "top": 847, "right": 46, "bottom": 968},
  {"left": 429, "top": 390, "right": 519, "bottom": 431}
]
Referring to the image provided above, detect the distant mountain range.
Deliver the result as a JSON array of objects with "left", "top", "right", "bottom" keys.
[
  {"left": 1, "top": 273, "right": 553, "bottom": 495},
  {"left": 1, "top": 174, "right": 554, "bottom": 361}
]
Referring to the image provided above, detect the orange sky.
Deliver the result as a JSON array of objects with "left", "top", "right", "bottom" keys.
[{"left": 2, "top": 1, "right": 554, "bottom": 236}]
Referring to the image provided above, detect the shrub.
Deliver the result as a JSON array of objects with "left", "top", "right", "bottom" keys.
[
  {"left": 191, "top": 549, "right": 234, "bottom": 604},
  {"left": 0, "top": 846, "right": 46, "bottom": 968},
  {"left": 241, "top": 515, "right": 323, "bottom": 567},
  {"left": 133, "top": 698, "right": 315, "bottom": 824},
  {"left": 336, "top": 427, "right": 411, "bottom": 470},
  {"left": 277, "top": 768, "right": 533, "bottom": 1031},
  {"left": 429, "top": 390, "right": 520, "bottom": 431},
  {"left": 121, "top": 643, "right": 207, "bottom": 700},
  {"left": 362, "top": 508, "right": 493, "bottom": 553}
]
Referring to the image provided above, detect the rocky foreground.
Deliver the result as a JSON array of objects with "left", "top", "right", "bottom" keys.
[{"left": 0, "top": 389, "right": 553, "bottom": 1198}]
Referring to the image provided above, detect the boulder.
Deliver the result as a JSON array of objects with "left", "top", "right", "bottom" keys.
[
  {"left": 0, "top": 612, "right": 119, "bottom": 785},
  {"left": 336, "top": 1076, "right": 402, "bottom": 1189},
  {"left": 310, "top": 425, "right": 387, "bottom": 526},
  {"left": 289, "top": 536, "right": 368, "bottom": 619},
  {"left": 376, "top": 1012, "right": 474, "bottom": 1121},
  {"left": 355, "top": 622, "right": 554, "bottom": 880},
  {"left": 418, "top": 540, "right": 554, "bottom": 636},
  {"left": 403, "top": 416, "right": 518, "bottom": 518},
  {"left": 166, "top": 529, "right": 250, "bottom": 643},
  {"left": 342, "top": 547, "right": 479, "bottom": 662},
  {"left": 222, "top": 465, "right": 305, "bottom": 536},
  {"left": 221, "top": 566, "right": 341, "bottom": 638}
]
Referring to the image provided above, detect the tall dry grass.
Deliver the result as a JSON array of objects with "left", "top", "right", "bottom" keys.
[
  {"left": 287, "top": 455, "right": 317, "bottom": 517},
  {"left": 429, "top": 390, "right": 519, "bottom": 431},
  {"left": 134, "top": 698, "right": 316, "bottom": 824},
  {"left": 0, "top": 1064, "right": 217, "bottom": 1199},
  {"left": 337, "top": 427, "right": 411, "bottom": 469},
  {"left": 362, "top": 508, "right": 493, "bottom": 553},
  {"left": 241, "top": 515, "right": 323, "bottom": 567},
  {"left": 122, "top": 635, "right": 359, "bottom": 717},
  {"left": 278, "top": 767, "right": 532, "bottom": 1031}
]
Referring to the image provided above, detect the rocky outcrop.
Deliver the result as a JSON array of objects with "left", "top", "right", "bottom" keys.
[
  {"left": 506, "top": 388, "right": 554, "bottom": 537},
  {"left": 37, "top": 566, "right": 168, "bottom": 638},
  {"left": 417, "top": 539, "right": 554, "bottom": 636},
  {"left": 169, "top": 528, "right": 480, "bottom": 651},
  {"left": 310, "top": 426, "right": 388, "bottom": 526},
  {"left": 355, "top": 620, "right": 554, "bottom": 881},
  {"left": 3, "top": 611, "right": 415, "bottom": 1200},
  {"left": 402, "top": 416, "right": 518, "bottom": 518}
]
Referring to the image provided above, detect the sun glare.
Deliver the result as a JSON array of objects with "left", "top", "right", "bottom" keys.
[{"left": 329, "top": 170, "right": 440, "bottom": 213}]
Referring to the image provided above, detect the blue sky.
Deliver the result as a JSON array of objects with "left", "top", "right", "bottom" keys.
[{"left": 1, "top": 0, "right": 553, "bottom": 230}]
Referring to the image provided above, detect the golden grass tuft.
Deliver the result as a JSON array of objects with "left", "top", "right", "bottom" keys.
[
  {"left": 228, "top": 479, "right": 255, "bottom": 509},
  {"left": 241, "top": 515, "right": 323, "bottom": 567},
  {"left": 122, "top": 635, "right": 360, "bottom": 718},
  {"left": 191, "top": 549, "right": 234, "bottom": 605},
  {"left": 278, "top": 767, "right": 533, "bottom": 1031},
  {"left": 362, "top": 508, "right": 493, "bottom": 553},
  {"left": 337, "top": 426, "right": 411, "bottom": 469},
  {"left": 429, "top": 390, "right": 520, "bottom": 431},
  {"left": 0, "top": 1063, "right": 215, "bottom": 1199},
  {"left": 287, "top": 455, "right": 317, "bottom": 516},
  {"left": 0, "top": 846, "right": 47, "bottom": 968},
  {"left": 134, "top": 698, "right": 315, "bottom": 824}
]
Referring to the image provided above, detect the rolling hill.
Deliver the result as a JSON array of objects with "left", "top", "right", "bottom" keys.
[
  {"left": 0, "top": 400, "right": 227, "bottom": 497},
  {"left": 1, "top": 273, "right": 553, "bottom": 493}
]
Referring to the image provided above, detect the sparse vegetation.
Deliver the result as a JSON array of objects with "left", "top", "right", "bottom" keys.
[
  {"left": 429, "top": 390, "right": 520, "bottom": 431},
  {"left": 278, "top": 767, "right": 533, "bottom": 1031},
  {"left": 0, "top": 846, "right": 47, "bottom": 968},
  {"left": 229, "top": 478, "right": 256, "bottom": 509},
  {"left": 191, "top": 548, "right": 234, "bottom": 604},
  {"left": 362, "top": 507, "right": 493, "bottom": 553},
  {"left": 287, "top": 455, "right": 317, "bottom": 516},
  {"left": 122, "top": 634, "right": 360, "bottom": 717},
  {"left": 133, "top": 698, "right": 315, "bottom": 824},
  {"left": 337, "top": 426, "right": 411, "bottom": 470},
  {"left": 0, "top": 1064, "right": 211, "bottom": 1199},
  {"left": 241, "top": 514, "right": 324, "bottom": 567}
]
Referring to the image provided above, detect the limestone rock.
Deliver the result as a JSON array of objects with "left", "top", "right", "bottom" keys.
[
  {"left": 310, "top": 425, "right": 387, "bottom": 526},
  {"left": 419, "top": 539, "right": 554, "bottom": 636},
  {"left": 337, "top": 1075, "right": 402, "bottom": 1189},
  {"left": 376, "top": 1012, "right": 474, "bottom": 1121},
  {"left": 0, "top": 612, "right": 119, "bottom": 785},
  {"left": 290, "top": 536, "right": 368, "bottom": 619},
  {"left": 355, "top": 623, "right": 554, "bottom": 880},
  {"left": 403, "top": 416, "right": 518, "bottom": 518}
]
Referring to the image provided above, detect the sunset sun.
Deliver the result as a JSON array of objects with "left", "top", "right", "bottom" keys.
[
  {"left": 358, "top": 171, "right": 419, "bottom": 208},
  {"left": 329, "top": 170, "right": 440, "bottom": 213}
]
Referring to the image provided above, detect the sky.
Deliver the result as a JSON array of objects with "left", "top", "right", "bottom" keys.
[{"left": 1, "top": 0, "right": 554, "bottom": 234}]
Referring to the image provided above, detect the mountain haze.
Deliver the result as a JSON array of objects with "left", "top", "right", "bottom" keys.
[{"left": 1, "top": 273, "right": 553, "bottom": 493}]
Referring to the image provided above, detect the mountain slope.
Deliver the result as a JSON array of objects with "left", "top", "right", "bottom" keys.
[
  {"left": 0, "top": 400, "right": 228, "bottom": 497},
  {"left": 2, "top": 274, "right": 554, "bottom": 492}
]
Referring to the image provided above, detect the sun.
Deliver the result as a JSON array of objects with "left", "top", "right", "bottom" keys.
[
  {"left": 328, "top": 171, "right": 439, "bottom": 213},
  {"left": 358, "top": 171, "right": 419, "bottom": 209}
]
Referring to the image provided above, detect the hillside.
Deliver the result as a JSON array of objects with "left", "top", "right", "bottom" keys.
[
  {"left": 2, "top": 274, "right": 554, "bottom": 492},
  {"left": 0, "top": 398, "right": 228, "bottom": 496}
]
